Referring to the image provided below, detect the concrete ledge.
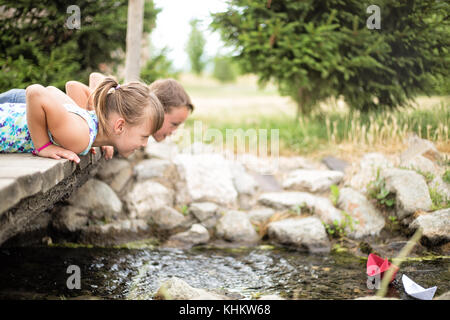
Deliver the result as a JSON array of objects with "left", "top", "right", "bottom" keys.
[{"left": 0, "top": 149, "right": 103, "bottom": 245}]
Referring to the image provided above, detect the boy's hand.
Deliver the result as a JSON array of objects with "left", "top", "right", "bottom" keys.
[
  {"left": 37, "top": 144, "right": 80, "bottom": 163},
  {"left": 90, "top": 146, "right": 114, "bottom": 160}
]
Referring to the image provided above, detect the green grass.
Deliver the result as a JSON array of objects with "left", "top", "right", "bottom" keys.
[{"left": 183, "top": 99, "right": 449, "bottom": 156}]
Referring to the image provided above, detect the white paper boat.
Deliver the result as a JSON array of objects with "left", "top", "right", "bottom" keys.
[{"left": 402, "top": 274, "right": 437, "bottom": 300}]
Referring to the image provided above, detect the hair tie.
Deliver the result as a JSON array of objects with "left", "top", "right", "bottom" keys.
[{"left": 114, "top": 84, "right": 121, "bottom": 90}]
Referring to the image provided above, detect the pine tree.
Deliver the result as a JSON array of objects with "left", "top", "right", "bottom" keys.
[{"left": 211, "top": 0, "right": 449, "bottom": 115}]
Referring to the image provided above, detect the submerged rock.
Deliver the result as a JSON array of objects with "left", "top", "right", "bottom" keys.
[
  {"left": 267, "top": 217, "right": 331, "bottom": 253},
  {"left": 154, "top": 277, "right": 230, "bottom": 300}
]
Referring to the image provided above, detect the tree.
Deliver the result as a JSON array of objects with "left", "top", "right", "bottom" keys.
[
  {"left": 0, "top": 0, "right": 159, "bottom": 91},
  {"left": 140, "top": 47, "right": 180, "bottom": 83},
  {"left": 186, "top": 19, "right": 206, "bottom": 75},
  {"left": 211, "top": 0, "right": 449, "bottom": 115},
  {"left": 125, "top": 0, "right": 145, "bottom": 82},
  {"left": 213, "top": 54, "right": 239, "bottom": 83}
]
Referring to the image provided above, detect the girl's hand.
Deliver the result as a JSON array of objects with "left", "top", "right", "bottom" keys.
[
  {"left": 37, "top": 144, "right": 80, "bottom": 163},
  {"left": 90, "top": 146, "right": 114, "bottom": 160}
]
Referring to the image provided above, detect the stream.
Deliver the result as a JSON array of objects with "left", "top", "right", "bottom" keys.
[{"left": 0, "top": 245, "right": 448, "bottom": 300}]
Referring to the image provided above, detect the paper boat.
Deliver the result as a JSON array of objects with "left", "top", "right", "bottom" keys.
[
  {"left": 402, "top": 274, "right": 437, "bottom": 300},
  {"left": 366, "top": 253, "right": 399, "bottom": 283}
]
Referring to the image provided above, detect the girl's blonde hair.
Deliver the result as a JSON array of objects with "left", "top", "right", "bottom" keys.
[{"left": 92, "top": 77, "right": 164, "bottom": 136}]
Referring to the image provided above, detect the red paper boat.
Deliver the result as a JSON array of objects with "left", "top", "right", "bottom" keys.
[{"left": 366, "top": 253, "right": 399, "bottom": 283}]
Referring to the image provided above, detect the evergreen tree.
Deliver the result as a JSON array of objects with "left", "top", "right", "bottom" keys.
[
  {"left": 0, "top": 0, "right": 159, "bottom": 91},
  {"left": 211, "top": 0, "right": 449, "bottom": 115},
  {"left": 186, "top": 18, "right": 206, "bottom": 75}
]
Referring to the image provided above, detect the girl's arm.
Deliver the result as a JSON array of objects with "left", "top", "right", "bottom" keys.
[
  {"left": 65, "top": 81, "right": 93, "bottom": 110},
  {"left": 26, "top": 84, "right": 85, "bottom": 163}
]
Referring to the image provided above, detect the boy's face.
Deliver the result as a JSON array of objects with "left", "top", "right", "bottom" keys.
[{"left": 153, "top": 106, "right": 190, "bottom": 142}]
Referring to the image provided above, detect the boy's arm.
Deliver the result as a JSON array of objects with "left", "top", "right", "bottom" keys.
[
  {"left": 65, "top": 81, "right": 93, "bottom": 110},
  {"left": 89, "top": 72, "right": 106, "bottom": 90}
]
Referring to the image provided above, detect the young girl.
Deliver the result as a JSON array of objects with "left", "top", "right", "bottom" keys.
[{"left": 0, "top": 77, "right": 164, "bottom": 164}]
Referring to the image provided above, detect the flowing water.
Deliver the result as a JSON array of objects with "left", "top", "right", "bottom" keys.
[{"left": 0, "top": 245, "right": 448, "bottom": 300}]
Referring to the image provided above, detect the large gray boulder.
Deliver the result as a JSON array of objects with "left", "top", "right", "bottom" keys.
[
  {"left": 68, "top": 179, "right": 123, "bottom": 220},
  {"left": 174, "top": 153, "right": 238, "bottom": 206},
  {"left": 346, "top": 153, "right": 394, "bottom": 194},
  {"left": 267, "top": 217, "right": 331, "bottom": 253},
  {"left": 52, "top": 206, "right": 89, "bottom": 233},
  {"left": 215, "top": 210, "right": 259, "bottom": 243},
  {"left": 381, "top": 168, "right": 432, "bottom": 220},
  {"left": 148, "top": 205, "right": 189, "bottom": 231},
  {"left": 124, "top": 181, "right": 174, "bottom": 219},
  {"left": 409, "top": 208, "right": 450, "bottom": 246},
  {"left": 337, "top": 188, "right": 385, "bottom": 239},
  {"left": 400, "top": 135, "right": 441, "bottom": 163}
]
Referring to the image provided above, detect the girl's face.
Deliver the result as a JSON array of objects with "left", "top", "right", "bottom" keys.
[
  {"left": 153, "top": 106, "right": 190, "bottom": 142},
  {"left": 110, "top": 115, "right": 153, "bottom": 158}
]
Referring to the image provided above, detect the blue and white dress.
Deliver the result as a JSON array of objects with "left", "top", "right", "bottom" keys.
[{"left": 0, "top": 102, "right": 99, "bottom": 155}]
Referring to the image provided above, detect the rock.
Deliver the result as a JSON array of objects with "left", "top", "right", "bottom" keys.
[
  {"left": 257, "top": 192, "right": 343, "bottom": 225},
  {"left": 145, "top": 137, "right": 179, "bottom": 160},
  {"left": 434, "top": 291, "right": 450, "bottom": 300},
  {"left": 322, "top": 156, "right": 350, "bottom": 173},
  {"left": 429, "top": 176, "right": 450, "bottom": 200},
  {"left": 354, "top": 296, "right": 399, "bottom": 300},
  {"left": 346, "top": 153, "right": 394, "bottom": 194},
  {"left": 124, "top": 181, "right": 174, "bottom": 219},
  {"left": 278, "top": 156, "right": 327, "bottom": 171},
  {"left": 188, "top": 202, "right": 219, "bottom": 229},
  {"left": 78, "top": 219, "right": 149, "bottom": 246},
  {"left": 134, "top": 159, "right": 173, "bottom": 180},
  {"left": 248, "top": 173, "right": 282, "bottom": 192},
  {"left": 409, "top": 208, "right": 450, "bottom": 246},
  {"left": 166, "top": 224, "right": 210, "bottom": 248},
  {"left": 229, "top": 162, "right": 258, "bottom": 195},
  {"left": 96, "top": 159, "right": 133, "bottom": 194},
  {"left": 154, "top": 277, "right": 230, "bottom": 300},
  {"left": 236, "top": 153, "right": 280, "bottom": 175},
  {"left": 381, "top": 168, "right": 432, "bottom": 220},
  {"left": 400, "top": 155, "right": 439, "bottom": 176},
  {"left": 173, "top": 153, "right": 238, "bottom": 206},
  {"left": 68, "top": 179, "right": 123, "bottom": 220},
  {"left": 400, "top": 135, "right": 441, "bottom": 162},
  {"left": 337, "top": 188, "right": 385, "bottom": 239},
  {"left": 282, "top": 169, "right": 344, "bottom": 193},
  {"left": 149, "top": 205, "right": 189, "bottom": 231},
  {"left": 267, "top": 217, "right": 331, "bottom": 253},
  {"left": 248, "top": 208, "right": 276, "bottom": 225},
  {"left": 215, "top": 210, "right": 259, "bottom": 243},
  {"left": 258, "top": 294, "right": 285, "bottom": 300},
  {"left": 52, "top": 206, "right": 89, "bottom": 232}
]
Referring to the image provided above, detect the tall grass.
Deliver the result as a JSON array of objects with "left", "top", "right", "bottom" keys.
[{"left": 184, "top": 100, "right": 449, "bottom": 159}]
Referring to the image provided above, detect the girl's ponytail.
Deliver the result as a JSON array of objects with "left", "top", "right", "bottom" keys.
[
  {"left": 92, "top": 76, "right": 164, "bottom": 137},
  {"left": 93, "top": 77, "right": 120, "bottom": 136}
]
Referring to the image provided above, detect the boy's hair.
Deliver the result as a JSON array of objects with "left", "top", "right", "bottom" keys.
[
  {"left": 92, "top": 77, "right": 164, "bottom": 136},
  {"left": 148, "top": 78, "right": 194, "bottom": 113}
]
